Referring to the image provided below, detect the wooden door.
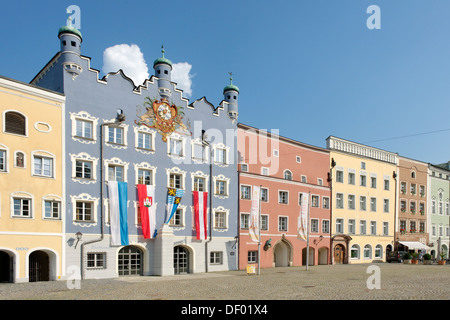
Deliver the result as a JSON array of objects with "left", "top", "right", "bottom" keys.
[{"left": 334, "top": 245, "right": 344, "bottom": 264}]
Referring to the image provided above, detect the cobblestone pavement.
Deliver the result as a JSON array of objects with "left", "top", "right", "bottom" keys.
[{"left": 0, "top": 263, "right": 449, "bottom": 301}]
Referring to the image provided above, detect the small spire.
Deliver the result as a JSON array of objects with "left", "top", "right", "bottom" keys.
[
  {"left": 67, "top": 16, "right": 73, "bottom": 28},
  {"left": 161, "top": 45, "right": 165, "bottom": 58},
  {"left": 228, "top": 72, "right": 233, "bottom": 84}
]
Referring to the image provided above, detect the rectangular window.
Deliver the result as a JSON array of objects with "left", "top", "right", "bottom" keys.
[
  {"left": 107, "top": 126, "right": 124, "bottom": 144},
  {"left": 348, "top": 219, "right": 355, "bottom": 234},
  {"left": 169, "top": 208, "right": 183, "bottom": 226},
  {"left": 348, "top": 172, "right": 355, "bottom": 185},
  {"left": 169, "top": 173, "right": 183, "bottom": 189},
  {"left": 76, "top": 119, "right": 93, "bottom": 139},
  {"left": 410, "top": 184, "right": 416, "bottom": 195},
  {"left": 193, "top": 177, "right": 205, "bottom": 192},
  {"left": 360, "top": 220, "right": 367, "bottom": 235},
  {"left": 311, "top": 195, "right": 319, "bottom": 207},
  {"left": 137, "top": 132, "right": 153, "bottom": 150},
  {"left": 76, "top": 160, "right": 92, "bottom": 179},
  {"left": 360, "top": 196, "right": 367, "bottom": 211},
  {"left": 400, "top": 182, "right": 407, "bottom": 194},
  {"left": 34, "top": 156, "right": 53, "bottom": 177},
  {"left": 169, "top": 138, "right": 183, "bottom": 156},
  {"left": 360, "top": 175, "right": 366, "bottom": 187},
  {"left": 44, "top": 200, "right": 60, "bottom": 219},
  {"left": 384, "top": 199, "right": 389, "bottom": 213},
  {"left": 336, "top": 170, "right": 344, "bottom": 183},
  {"left": 214, "top": 212, "right": 227, "bottom": 229},
  {"left": 336, "top": 218, "right": 344, "bottom": 233},
  {"left": 13, "top": 198, "right": 31, "bottom": 217},
  {"left": 248, "top": 251, "right": 258, "bottom": 263},
  {"left": 0, "top": 150, "right": 6, "bottom": 172},
  {"left": 108, "top": 165, "right": 124, "bottom": 182},
  {"left": 260, "top": 215, "right": 268, "bottom": 231},
  {"left": 348, "top": 195, "right": 355, "bottom": 210},
  {"left": 240, "top": 185, "right": 251, "bottom": 200},
  {"left": 87, "top": 253, "right": 105, "bottom": 269},
  {"left": 76, "top": 201, "right": 92, "bottom": 221},
  {"left": 210, "top": 252, "right": 223, "bottom": 265},
  {"left": 240, "top": 213, "right": 249, "bottom": 229},
  {"left": 260, "top": 188, "right": 268, "bottom": 202},
  {"left": 419, "top": 185, "right": 425, "bottom": 197},
  {"left": 278, "top": 216, "right": 288, "bottom": 231},
  {"left": 215, "top": 180, "right": 227, "bottom": 196},
  {"left": 310, "top": 219, "right": 319, "bottom": 233},
  {"left": 322, "top": 220, "right": 330, "bottom": 233},
  {"left": 137, "top": 169, "right": 153, "bottom": 185},
  {"left": 370, "top": 197, "right": 376, "bottom": 212},
  {"left": 370, "top": 221, "right": 377, "bottom": 235},
  {"left": 371, "top": 177, "right": 377, "bottom": 188},
  {"left": 215, "top": 148, "right": 227, "bottom": 164},
  {"left": 384, "top": 179, "right": 390, "bottom": 191},
  {"left": 240, "top": 164, "right": 248, "bottom": 172},
  {"left": 323, "top": 197, "right": 330, "bottom": 209},
  {"left": 383, "top": 222, "right": 389, "bottom": 235},
  {"left": 400, "top": 200, "right": 407, "bottom": 212},
  {"left": 279, "top": 191, "right": 288, "bottom": 204},
  {"left": 336, "top": 193, "right": 344, "bottom": 209}
]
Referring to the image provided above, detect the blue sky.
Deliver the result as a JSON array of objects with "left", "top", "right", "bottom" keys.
[{"left": 1, "top": 0, "right": 449, "bottom": 165}]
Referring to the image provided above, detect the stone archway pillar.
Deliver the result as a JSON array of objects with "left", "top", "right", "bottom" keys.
[{"left": 153, "top": 224, "right": 174, "bottom": 276}]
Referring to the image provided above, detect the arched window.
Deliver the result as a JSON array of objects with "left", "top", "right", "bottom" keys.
[
  {"left": 375, "top": 244, "right": 383, "bottom": 259},
  {"left": 350, "top": 244, "right": 360, "bottom": 259},
  {"left": 284, "top": 170, "right": 292, "bottom": 180},
  {"left": 4, "top": 111, "right": 26, "bottom": 135},
  {"left": 364, "top": 244, "right": 372, "bottom": 259}
]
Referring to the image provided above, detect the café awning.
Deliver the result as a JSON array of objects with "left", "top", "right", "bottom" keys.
[{"left": 399, "top": 241, "right": 430, "bottom": 250}]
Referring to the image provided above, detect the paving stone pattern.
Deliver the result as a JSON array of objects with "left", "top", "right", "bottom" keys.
[{"left": 0, "top": 263, "right": 449, "bottom": 300}]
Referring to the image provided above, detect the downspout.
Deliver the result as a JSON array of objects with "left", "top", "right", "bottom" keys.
[
  {"left": 81, "top": 123, "right": 105, "bottom": 280},
  {"left": 329, "top": 158, "right": 336, "bottom": 265},
  {"left": 393, "top": 170, "right": 398, "bottom": 252}
]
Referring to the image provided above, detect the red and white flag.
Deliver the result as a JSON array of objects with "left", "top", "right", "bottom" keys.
[
  {"left": 193, "top": 191, "right": 208, "bottom": 240},
  {"left": 137, "top": 184, "right": 156, "bottom": 239}
]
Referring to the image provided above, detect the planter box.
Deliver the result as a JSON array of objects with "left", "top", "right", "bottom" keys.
[
  {"left": 423, "top": 260, "right": 432, "bottom": 265},
  {"left": 411, "top": 260, "right": 418, "bottom": 264},
  {"left": 438, "top": 260, "right": 446, "bottom": 265},
  {"left": 403, "top": 259, "right": 411, "bottom": 264}
]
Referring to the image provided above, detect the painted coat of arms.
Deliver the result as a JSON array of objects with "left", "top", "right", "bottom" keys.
[{"left": 135, "top": 97, "right": 191, "bottom": 141}]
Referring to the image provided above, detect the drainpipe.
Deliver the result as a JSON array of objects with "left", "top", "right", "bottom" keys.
[
  {"left": 393, "top": 170, "right": 398, "bottom": 252},
  {"left": 328, "top": 158, "right": 336, "bottom": 265},
  {"left": 202, "top": 131, "right": 212, "bottom": 273},
  {"left": 80, "top": 123, "right": 105, "bottom": 280}
]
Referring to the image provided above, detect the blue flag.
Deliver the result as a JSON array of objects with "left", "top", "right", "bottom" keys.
[{"left": 165, "top": 188, "right": 185, "bottom": 223}]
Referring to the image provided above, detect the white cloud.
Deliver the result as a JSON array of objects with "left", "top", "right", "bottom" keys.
[
  {"left": 172, "top": 62, "right": 194, "bottom": 98},
  {"left": 102, "top": 44, "right": 149, "bottom": 86}
]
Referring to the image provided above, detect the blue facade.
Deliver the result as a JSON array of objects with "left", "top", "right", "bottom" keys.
[{"left": 32, "top": 25, "right": 239, "bottom": 278}]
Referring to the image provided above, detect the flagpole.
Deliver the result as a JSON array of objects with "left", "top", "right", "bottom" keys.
[
  {"left": 306, "top": 192, "right": 311, "bottom": 271},
  {"left": 258, "top": 185, "right": 262, "bottom": 276}
]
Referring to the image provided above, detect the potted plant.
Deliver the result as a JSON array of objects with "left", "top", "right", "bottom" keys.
[
  {"left": 411, "top": 253, "right": 419, "bottom": 264},
  {"left": 403, "top": 252, "right": 412, "bottom": 264},
  {"left": 438, "top": 252, "right": 446, "bottom": 265},
  {"left": 423, "top": 253, "right": 432, "bottom": 265}
]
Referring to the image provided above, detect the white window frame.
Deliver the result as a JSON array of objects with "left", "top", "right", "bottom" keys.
[
  {"left": 70, "top": 152, "right": 98, "bottom": 184},
  {"left": 104, "top": 157, "right": 129, "bottom": 182},
  {"left": 134, "top": 162, "right": 156, "bottom": 186},
  {"left": 278, "top": 216, "right": 288, "bottom": 232},
  {"left": 214, "top": 174, "right": 230, "bottom": 199},
  {"left": 240, "top": 185, "right": 251, "bottom": 200},
  {"left": 32, "top": 150, "right": 55, "bottom": 178},
  {"left": 167, "top": 134, "right": 186, "bottom": 159},
  {"left": 191, "top": 170, "right": 209, "bottom": 192},
  {"left": 42, "top": 195, "right": 62, "bottom": 220},
  {"left": 135, "top": 127, "right": 156, "bottom": 154},
  {"left": 71, "top": 193, "right": 99, "bottom": 227},
  {"left": 11, "top": 192, "right": 33, "bottom": 218},
  {"left": 166, "top": 167, "right": 186, "bottom": 190},
  {"left": 70, "top": 111, "right": 98, "bottom": 144},
  {"left": 278, "top": 190, "right": 289, "bottom": 204}
]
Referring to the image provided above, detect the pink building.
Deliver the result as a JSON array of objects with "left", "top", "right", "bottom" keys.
[{"left": 238, "top": 124, "right": 331, "bottom": 270}]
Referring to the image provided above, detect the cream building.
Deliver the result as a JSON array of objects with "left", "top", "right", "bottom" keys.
[
  {"left": 327, "top": 136, "right": 398, "bottom": 264},
  {"left": 0, "top": 76, "right": 65, "bottom": 282}
]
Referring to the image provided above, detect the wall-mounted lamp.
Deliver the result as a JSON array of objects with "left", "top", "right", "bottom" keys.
[
  {"left": 263, "top": 238, "right": 272, "bottom": 251},
  {"left": 116, "top": 109, "right": 125, "bottom": 122},
  {"left": 74, "top": 231, "right": 82, "bottom": 249}
]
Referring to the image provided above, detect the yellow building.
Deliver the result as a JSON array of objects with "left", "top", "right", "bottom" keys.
[
  {"left": 327, "top": 136, "right": 398, "bottom": 264},
  {"left": 0, "top": 76, "right": 65, "bottom": 282}
]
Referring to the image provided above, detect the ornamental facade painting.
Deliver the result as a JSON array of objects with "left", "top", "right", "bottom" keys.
[{"left": 135, "top": 96, "right": 191, "bottom": 141}]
